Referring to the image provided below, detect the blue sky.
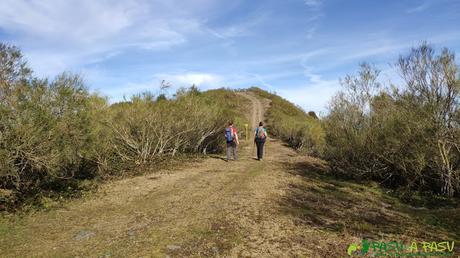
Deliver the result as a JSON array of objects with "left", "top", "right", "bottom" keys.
[{"left": 0, "top": 0, "right": 459, "bottom": 113}]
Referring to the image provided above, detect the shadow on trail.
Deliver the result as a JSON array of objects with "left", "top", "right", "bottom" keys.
[
  {"left": 278, "top": 160, "right": 460, "bottom": 241},
  {"left": 208, "top": 155, "right": 228, "bottom": 161}
]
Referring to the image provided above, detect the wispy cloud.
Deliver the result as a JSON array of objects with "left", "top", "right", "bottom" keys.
[
  {"left": 278, "top": 76, "right": 340, "bottom": 113},
  {"left": 241, "top": 48, "right": 330, "bottom": 66},
  {"left": 304, "top": 0, "right": 322, "bottom": 9},
  {"left": 302, "top": 0, "right": 323, "bottom": 39},
  {"left": 298, "top": 31, "right": 460, "bottom": 74},
  {"left": 282, "top": 60, "right": 341, "bottom": 112},
  {"left": 208, "top": 12, "right": 269, "bottom": 39},
  {"left": 305, "top": 26, "right": 318, "bottom": 39},
  {"left": 0, "top": 0, "right": 204, "bottom": 76},
  {"left": 406, "top": 1, "right": 430, "bottom": 13}
]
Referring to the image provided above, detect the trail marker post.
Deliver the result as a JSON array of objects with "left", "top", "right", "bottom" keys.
[{"left": 244, "top": 123, "right": 249, "bottom": 141}]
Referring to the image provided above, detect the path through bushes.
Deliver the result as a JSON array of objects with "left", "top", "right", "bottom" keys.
[{"left": 1, "top": 93, "right": 458, "bottom": 257}]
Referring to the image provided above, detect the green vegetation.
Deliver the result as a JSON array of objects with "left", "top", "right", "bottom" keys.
[
  {"left": 249, "top": 87, "right": 325, "bottom": 156},
  {"left": 324, "top": 43, "right": 460, "bottom": 198},
  {"left": 203, "top": 88, "right": 251, "bottom": 140},
  {"left": 0, "top": 43, "right": 249, "bottom": 211},
  {"left": 250, "top": 44, "right": 460, "bottom": 200}
]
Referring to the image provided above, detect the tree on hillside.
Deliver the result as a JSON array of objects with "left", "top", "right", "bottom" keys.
[
  {"left": 397, "top": 43, "right": 460, "bottom": 197},
  {"left": 0, "top": 43, "right": 32, "bottom": 85}
]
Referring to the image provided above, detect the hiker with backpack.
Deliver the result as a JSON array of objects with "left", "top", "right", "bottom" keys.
[
  {"left": 225, "top": 121, "right": 239, "bottom": 161},
  {"left": 254, "top": 122, "right": 268, "bottom": 161}
]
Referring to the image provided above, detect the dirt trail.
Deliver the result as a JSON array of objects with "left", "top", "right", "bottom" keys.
[
  {"left": 1, "top": 92, "right": 459, "bottom": 257},
  {"left": 236, "top": 92, "right": 267, "bottom": 128}
]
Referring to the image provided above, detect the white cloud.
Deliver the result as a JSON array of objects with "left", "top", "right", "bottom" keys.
[
  {"left": 301, "top": 0, "right": 323, "bottom": 40},
  {"left": 100, "top": 70, "right": 301, "bottom": 102},
  {"left": 280, "top": 65, "right": 340, "bottom": 113},
  {"left": 305, "top": 26, "right": 318, "bottom": 39},
  {"left": 299, "top": 31, "right": 460, "bottom": 74},
  {"left": 0, "top": 0, "right": 204, "bottom": 77},
  {"left": 154, "top": 72, "right": 223, "bottom": 89},
  {"left": 304, "top": 0, "right": 322, "bottom": 8},
  {"left": 155, "top": 70, "right": 304, "bottom": 91},
  {"left": 278, "top": 79, "right": 340, "bottom": 114}
]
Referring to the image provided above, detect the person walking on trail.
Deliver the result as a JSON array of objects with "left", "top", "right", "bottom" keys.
[
  {"left": 254, "top": 122, "right": 268, "bottom": 161},
  {"left": 225, "top": 121, "right": 239, "bottom": 161}
]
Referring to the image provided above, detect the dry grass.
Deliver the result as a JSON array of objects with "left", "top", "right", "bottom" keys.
[{"left": 279, "top": 157, "right": 460, "bottom": 256}]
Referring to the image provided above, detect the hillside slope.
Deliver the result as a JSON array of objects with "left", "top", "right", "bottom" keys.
[{"left": 249, "top": 87, "right": 325, "bottom": 155}]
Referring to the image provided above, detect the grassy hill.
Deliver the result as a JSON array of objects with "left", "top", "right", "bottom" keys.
[{"left": 249, "top": 87, "right": 325, "bottom": 156}]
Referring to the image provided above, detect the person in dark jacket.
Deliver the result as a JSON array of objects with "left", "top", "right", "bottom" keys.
[{"left": 254, "top": 122, "right": 268, "bottom": 160}]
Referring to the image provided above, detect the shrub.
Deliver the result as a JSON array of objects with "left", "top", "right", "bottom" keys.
[
  {"left": 0, "top": 44, "right": 253, "bottom": 210},
  {"left": 324, "top": 44, "right": 460, "bottom": 197},
  {"left": 105, "top": 88, "right": 227, "bottom": 173},
  {"left": 0, "top": 66, "right": 107, "bottom": 208}
]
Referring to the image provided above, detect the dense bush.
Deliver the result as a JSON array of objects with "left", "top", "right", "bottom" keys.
[
  {"left": 0, "top": 44, "right": 110, "bottom": 208},
  {"left": 104, "top": 89, "right": 227, "bottom": 173},
  {"left": 250, "top": 87, "right": 325, "bottom": 156},
  {"left": 324, "top": 44, "right": 460, "bottom": 197}
]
